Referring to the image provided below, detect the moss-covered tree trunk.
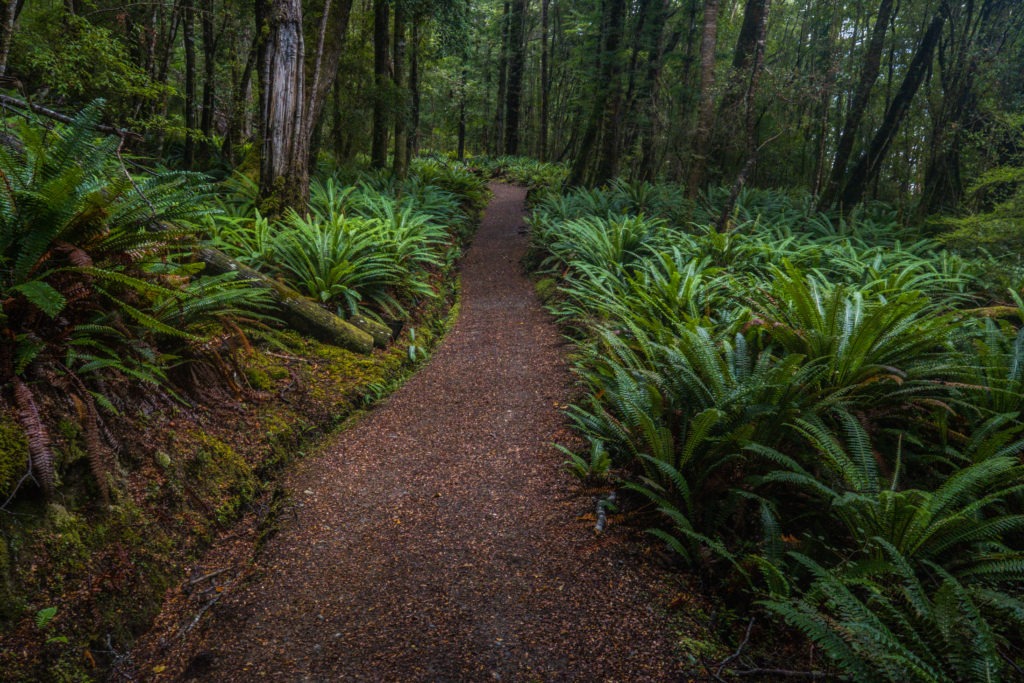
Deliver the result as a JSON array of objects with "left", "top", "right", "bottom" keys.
[
  {"left": 197, "top": 248, "right": 391, "bottom": 354},
  {"left": 256, "top": 0, "right": 309, "bottom": 211}
]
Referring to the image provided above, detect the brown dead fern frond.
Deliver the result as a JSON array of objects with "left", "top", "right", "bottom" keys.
[
  {"left": 13, "top": 378, "right": 55, "bottom": 496},
  {"left": 72, "top": 393, "right": 112, "bottom": 503},
  {"left": 55, "top": 241, "right": 94, "bottom": 268},
  {"left": 216, "top": 317, "right": 255, "bottom": 358}
]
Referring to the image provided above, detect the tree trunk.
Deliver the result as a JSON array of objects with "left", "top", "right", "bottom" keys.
[
  {"left": 222, "top": 31, "right": 258, "bottom": 163},
  {"left": 504, "top": 0, "right": 527, "bottom": 155},
  {"left": 0, "top": 0, "right": 20, "bottom": 76},
  {"left": 919, "top": 0, "right": 1005, "bottom": 215},
  {"left": 392, "top": 1, "right": 408, "bottom": 178},
  {"left": 716, "top": 0, "right": 771, "bottom": 230},
  {"left": 332, "top": 78, "right": 347, "bottom": 161},
  {"left": 686, "top": 0, "right": 719, "bottom": 198},
  {"left": 407, "top": 20, "right": 420, "bottom": 159},
  {"left": 257, "top": 0, "right": 309, "bottom": 210},
  {"left": 303, "top": 0, "right": 352, "bottom": 155},
  {"left": 182, "top": 0, "right": 197, "bottom": 168},
  {"left": 304, "top": 0, "right": 354, "bottom": 169},
  {"left": 593, "top": 0, "right": 628, "bottom": 184},
  {"left": 732, "top": 0, "right": 770, "bottom": 70},
  {"left": 199, "top": 0, "right": 217, "bottom": 163},
  {"left": 154, "top": 0, "right": 183, "bottom": 152},
  {"left": 637, "top": 1, "right": 676, "bottom": 181},
  {"left": 371, "top": 0, "right": 390, "bottom": 168},
  {"left": 493, "top": 1, "right": 511, "bottom": 155},
  {"left": 820, "top": 0, "right": 896, "bottom": 207},
  {"left": 839, "top": 6, "right": 947, "bottom": 210},
  {"left": 569, "top": 0, "right": 629, "bottom": 186},
  {"left": 457, "top": 67, "right": 467, "bottom": 160},
  {"left": 539, "top": 0, "right": 550, "bottom": 160}
]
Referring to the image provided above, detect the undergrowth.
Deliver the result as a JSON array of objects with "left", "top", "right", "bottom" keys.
[
  {"left": 0, "top": 109, "right": 483, "bottom": 681},
  {"left": 530, "top": 179, "right": 1024, "bottom": 681}
]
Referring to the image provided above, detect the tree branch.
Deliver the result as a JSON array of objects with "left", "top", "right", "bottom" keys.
[{"left": 0, "top": 94, "right": 142, "bottom": 141}]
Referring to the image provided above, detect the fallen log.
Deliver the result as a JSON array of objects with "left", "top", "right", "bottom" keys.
[
  {"left": 348, "top": 313, "right": 393, "bottom": 348},
  {"left": 196, "top": 247, "right": 378, "bottom": 354}
]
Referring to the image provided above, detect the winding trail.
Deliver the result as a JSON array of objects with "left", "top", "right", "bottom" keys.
[{"left": 144, "top": 184, "right": 683, "bottom": 681}]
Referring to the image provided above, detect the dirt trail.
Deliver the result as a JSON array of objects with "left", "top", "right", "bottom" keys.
[{"left": 136, "top": 184, "right": 683, "bottom": 681}]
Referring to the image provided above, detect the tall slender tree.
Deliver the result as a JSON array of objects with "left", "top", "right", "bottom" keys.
[
  {"left": 538, "top": 0, "right": 550, "bottom": 160},
  {"left": 820, "top": 0, "right": 896, "bottom": 207},
  {"left": 371, "top": 0, "right": 390, "bottom": 168},
  {"left": 393, "top": 1, "right": 408, "bottom": 177},
  {"left": 686, "top": 0, "right": 720, "bottom": 197},
  {"left": 838, "top": 4, "right": 949, "bottom": 209},
  {"left": 504, "top": 0, "right": 527, "bottom": 155}
]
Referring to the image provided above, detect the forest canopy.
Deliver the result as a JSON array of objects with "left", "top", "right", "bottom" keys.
[{"left": 0, "top": 0, "right": 1018, "bottom": 217}]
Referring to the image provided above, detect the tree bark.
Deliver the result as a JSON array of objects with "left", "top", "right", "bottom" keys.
[
  {"left": 457, "top": 66, "right": 468, "bottom": 160},
  {"left": 222, "top": 31, "right": 258, "bottom": 163},
  {"left": 199, "top": 0, "right": 218, "bottom": 163},
  {"left": 493, "top": 1, "right": 511, "bottom": 154},
  {"left": 919, "top": 0, "right": 1008, "bottom": 215},
  {"left": 839, "top": 6, "right": 948, "bottom": 210},
  {"left": 593, "top": 0, "right": 628, "bottom": 183},
  {"left": 257, "top": 0, "right": 309, "bottom": 210},
  {"left": 732, "top": 0, "right": 769, "bottom": 70},
  {"left": 304, "top": 0, "right": 354, "bottom": 169},
  {"left": 569, "top": 0, "right": 629, "bottom": 186},
  {"left": 637, "top": 1, "right": 676, "bottom": 181},
  {"left": 182, "top": 0, "right": 198, "bottom": 168},
  {"left": 716, "top": 0, "right": 771, "bottom": 230},
  {"left": 407, "top": 20, "right": 420, "bottom": 159},
  {"left": 820, "top": 0, "right": 896, "bottom": 207},
  {"left": 371, "top": 0, "right": 390, "bottom": 168},
  {"left": 686, "top": 0, "right": 719, "bottom": 198},
  {"left": 539, "top": 0, "right": 550, "bottom": 160},
  {"left": 392, "top": 1, "right": 408, "bottom": 178},
  {"left": 0, "top": 0, "right": 20, "bottom": 77},
  {"left": 504, "top": 0, "right": 527, "bottom": 155}
]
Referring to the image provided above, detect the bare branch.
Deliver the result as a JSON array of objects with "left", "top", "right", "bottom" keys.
[{"left": 0, "top": 94, "right": 142, "bottom": 141}]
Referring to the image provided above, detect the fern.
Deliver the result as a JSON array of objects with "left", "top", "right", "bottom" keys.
[{"left": 12, "top": 378, "right": 54, "bottom": 496}]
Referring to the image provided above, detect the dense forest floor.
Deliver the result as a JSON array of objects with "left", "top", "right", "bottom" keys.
[{"left": 128, "top": 184, "right": 691, "bottom": 680}]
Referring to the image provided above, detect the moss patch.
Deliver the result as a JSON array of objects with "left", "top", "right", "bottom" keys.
[
  {"left": 534, "top": 277, "right": 559, "bottom": 303},
  {"left": 0, "top": 409, "right": 30, "bottom": 500}
]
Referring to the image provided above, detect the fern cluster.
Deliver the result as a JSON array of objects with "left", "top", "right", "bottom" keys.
[
  {"left": 531, "top": 181, "right": 1024, "bottom": 679},
  {"left": 208, "top": 168, "right": 479, "bottom": 323},
  {"left": 469, "top": 154, "right": 570, "bottom": 191},
  {"left": 0, "top": 103, "right": 274, "bottom": 502}
]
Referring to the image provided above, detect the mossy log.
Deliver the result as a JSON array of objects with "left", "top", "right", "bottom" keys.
[
  {"left": 196, "top": 248, "right": 385, "bottom": 354},
  {"left": 348, "top": 314, "right": 392, "bottom": 348}
]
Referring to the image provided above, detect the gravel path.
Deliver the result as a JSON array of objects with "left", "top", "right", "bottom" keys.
[{"left": 148, "top": 183, "right": 683, "bottom": 681}]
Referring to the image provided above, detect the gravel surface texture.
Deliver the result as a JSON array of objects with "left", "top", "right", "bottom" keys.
[{"left": 140, "top": 183, "right": 684, "bottom": 682}]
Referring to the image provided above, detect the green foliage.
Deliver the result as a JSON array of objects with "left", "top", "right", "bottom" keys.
[
  {"left": 0, "top": 411, "right": 29, "bottom": 500},
  {"left": 11, "top": 11, "right": 170, "bottom": 122},
  {"left": 209, "top": 160, "right": 477, "bottom": 322},
  {"left": 0, "top": 105, "right": 275, "bottom": 501},
  {"left": 532, "top": 181, "right": 1024, "bottom": 679},
  {"left": 762, "top": 551, "right": 1024, "bottom": 682},
  {"left": 471, "top": 155, "right": 569, "bottom": 191},
  {"left": 559, "top": 438, "right": 613, "bottom": 485}
]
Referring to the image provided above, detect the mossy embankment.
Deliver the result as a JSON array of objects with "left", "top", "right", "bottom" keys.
[{"left": 0, "top": 284, "right": 460, "bottom": 682}]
